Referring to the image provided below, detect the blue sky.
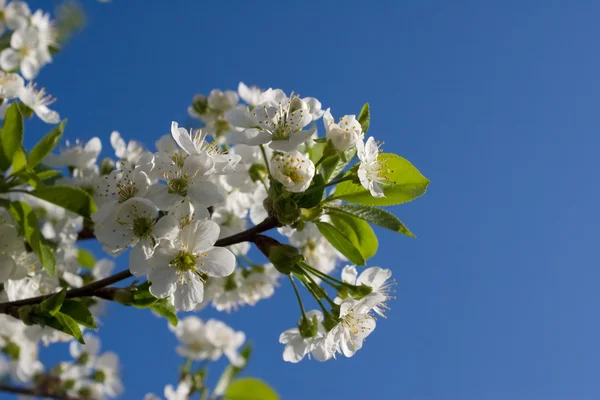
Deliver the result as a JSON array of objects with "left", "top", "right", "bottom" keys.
[{"left": 9, "top": 0, "right": 600, "bottom": 399}]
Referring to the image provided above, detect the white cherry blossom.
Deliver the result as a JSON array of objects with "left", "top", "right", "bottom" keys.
[
  {"left": 229, "top": 94, "right": 315, "bottom": 152},
  {"left": 18, "top": 82, "right": 60, "bottom": 123},
  {"left": 94, "top": 197, "right": 178, "bottom": 257},
  {"left": 323, "top": 108, "right": 362, "bottom": 150},
  {"left": 357, "top": 136, "right": 388, "bottom": 198},
  {"left": 45, "top": 137, "right": 102, "bottom": 169},
  {"left": 145, "top": 151, "right": 222, "bottom": 210},
  {"left": 131, "top": 220, "right": 235, "bottom": 311},
  {"left": 270, "top": 150, "right": 315, "bottom": 193}
]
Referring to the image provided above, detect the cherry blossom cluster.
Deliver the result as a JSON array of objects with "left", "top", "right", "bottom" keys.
[
  {"left": 0, "top": 2, "right": 429, "bottom": 397},
  {"left": 0, "top": 323, "right": 122, "bottom": 399},
  {"left": 145, "top": 316, "right": 248, "bottom": 400}
]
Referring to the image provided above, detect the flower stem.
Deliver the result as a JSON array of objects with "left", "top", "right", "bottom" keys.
[
  {"left": 288, "top": 274, "right": 307, "bottom": 321},
  {"left": 260, "top": 144, "right": 271, "bottom": 175},
  {"left": 298, "top": 275, "right": 329, "bottom": 314},
  {"left": 314, "top": 153, "right": 327, "bottom": 168},
  {"left": 300, "top": 263, "right": 347, "bottom": 288},
  {"left": 304, "top": 272, "right": 338, "bottom": 308}
]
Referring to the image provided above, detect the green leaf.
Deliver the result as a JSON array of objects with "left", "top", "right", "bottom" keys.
[
  {"left": 53, "top": 312, "right": 84, "bottom": 343},
  {"left": 11, "top": 148, "right": 27, "bottom": 174},
  {"left": 77, "top": 249, "right": 95, "bottom": 268},
  {"left": 333, "top": 153, "right": 429, "bottom": 206},
  {"left": 151, "top": 299, "right": 178, "bottom": 326},
  {"left": 60, "top": 299, "right": 97, "bottom": 329},
  {"left": 214, "top": 344, "right": 252, "bottom": 396},
  {"left": 315, "top": 221, "right": 365, "bottom": 265},
  {"left": 36, "top": 170, "right": 61, "bottom": 181},
  {"left": 40, "top": 288, "right": 67, "bottom": 316},
  {"left": 225, "top": 378, "right": 278, "bottom": 400},
  {"left": 131, "top": 282, "right": 159, "bottom": 307},
  {"left": 0, "top": 103, "right": 24, "bottom": 172},
  {"left": 329, "top": 213, "right": 378, "bottom": 260},
  {"left": 293, "top": 174, "right": 325, "bottom": 209},
  {"left": 326, "top": 204, "right": 415, "bottom": 238},
  {"left": 8, "top": 201, "right": 56, "bottom": 276},
  {"left": 358, "top": 103, "right": 370, "bottom": 134},
  {"left": 320, "top": 146, "right": 358, "bottom": 183},
  {"left": 28, "top": 120, "right": 66, "bottom": 168},
  {"left": 28, "top": 186, "right": 97, "bottom": 218}
]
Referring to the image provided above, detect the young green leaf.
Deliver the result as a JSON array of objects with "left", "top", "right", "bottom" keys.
[
  {"left": 225, "top": 377, "right": 279, "bottom": 400},
  {"left": 332, "top": 153, "right": 429, "bottom": 206},
  {"left": 60, "top": 299, "right": 97, "bottom": 329},
  {"left": 315, "top": 221, "right": 365, "bottom": 265},
  {"left": 0, "top": 103, "right": 24, "bottom": 172},
  {"left": 28, "top": 120, "right": 67, "bottom": 168},
  {"left": 8, "top": 201, "right": 56, "bottom": 276},
  {"left": 39, "top": 288, "right": 67, "bottom": 316},
  {"left": 151, "top": 298, "right": 178, "bottom": 326},
  {"left": 54, "top": 312, "right": 84, "bottom": 343},
  {"left": 11, "top": 148, "right": 27, "bottom": 174},
  {"left": 358, "top": 102, "right": 370, "bottom": 134},
  {"left": 77, "top": 249, "right": 96, "bottom": 268},
  {"left": 29, "top": 186, "right": 97, "bottom": 218},
  {"left": 326, "top": 204, "right": 415, "bottom": 238},
  {"left": 131, "top": 282, "right": 159, "bottom": 307},
  {"left": 329, "top": 213, "right": 378, "bottom": 260}
]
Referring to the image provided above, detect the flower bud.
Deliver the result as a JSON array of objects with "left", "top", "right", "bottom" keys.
[
  {"left": 99, "top": 157, "right": 115, "bottom": 175},
  {"left": 273, "top": 197, "right": 301, "bottom": 225},
  {"left": 298, "top": 314, "right": 319, "bottom": 338}
]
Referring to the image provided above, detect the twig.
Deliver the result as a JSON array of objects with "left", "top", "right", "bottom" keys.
[
  {"left": 0, "top": 216, "right": 281, "bottom": 314},
  {"left": 0, "top": 383, "right": 83, "bottom": 400}
]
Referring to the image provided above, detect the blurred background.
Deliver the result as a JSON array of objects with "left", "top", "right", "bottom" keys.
[{"left": 14, "top": 0, "right": 600, "bottom": 399}]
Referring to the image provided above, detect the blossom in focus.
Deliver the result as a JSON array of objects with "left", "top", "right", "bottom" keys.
[
  {"left": 323, "top": 108, "right": 362, "bottom": 150},
  {"left": 270, "top": 150, "right": 315, "bottom": 193},
  {"left": 357, "top": 136, "right": 388, "bottom": 198}
]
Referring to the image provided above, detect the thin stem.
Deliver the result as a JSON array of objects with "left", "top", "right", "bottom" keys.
[
  {"left": 300, "top": 263, "right": 348, "bottom": 287},
  {"left": 288, "top": 274, "right": 307, "bottom": 321},
  {"left": 324, "top": 175, "right": 354, "bottom": 187},
  {"left": 299, "top": 276, "right": 329, "bottom": 315},
  {"left": 259, "top": 144, "right": 271, "bottom": 174},
  {"left": 314, "top": 153, "right": 327, "bottom": 168},
  {"left": 304, "top": 272, "right": 337, "bottom": 308},
  {"left": 302, "top": 175, "right": 355, "bottom": 196}
]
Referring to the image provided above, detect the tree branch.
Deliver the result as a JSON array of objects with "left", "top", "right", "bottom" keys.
[
  {"left": 0, "top": 215, "right": 281, "bottom": 314},
  {"left": 214, "top": 215, "right": 280, "bottom": 247},
  {"left": 0, "top": 383, "right": 83, "bottom": 400}
]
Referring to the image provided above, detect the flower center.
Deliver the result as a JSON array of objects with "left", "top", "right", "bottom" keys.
[
  {"left": 132, "top": 217, "right": 153, "bottom": 239},
  {"left": 116, "top": 181, "right": 137, "bottom": 203},
  {"left": 168, "top": 176, "right": 188, "bottom": 196},
  {"left": 171, "top": 250, "right": 198, "bottom": 272}
]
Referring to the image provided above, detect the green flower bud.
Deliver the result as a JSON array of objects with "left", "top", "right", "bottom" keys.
[
  {"left": 349, "top": 284, "right": 373, "bottom": 299},
  {"left": 322, "top": 313, "right": 339, "bottom": 332},
  {"left": 113, "top": 289, "right": 135, "bottom": 305},
  {"left": 253, "top": 236, "right": 303, "bottom": 274},
  {"left": 248, "top": 163, "right": 268, "bottom": 182},
  {"left": 298, "top": 314, "right": 319, "bottom": 338},
  {"left": 273, "top": 197, "right": 301, "bottom": 225},
  {"left": 17, "top": 304, "right": 37, "bottom": 326}
]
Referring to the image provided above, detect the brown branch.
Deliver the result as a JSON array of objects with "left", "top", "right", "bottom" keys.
[
  {"left": 0, "top": 216, "right": 281, "bottom": 314},
  {"left": 215, "top": 215, "right": 280, "bottom": 247},
  {"left": 0, "top": 383, "right": 83, "bottom": 400}
]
